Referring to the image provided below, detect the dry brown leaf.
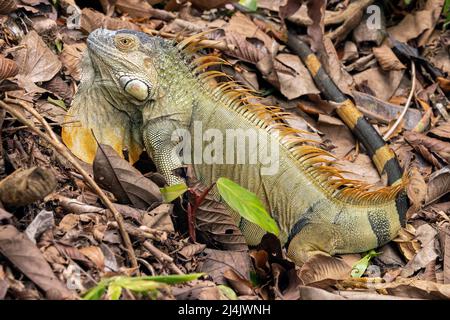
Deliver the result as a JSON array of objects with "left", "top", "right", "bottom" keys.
[
  {"left": 187, "top": 178, "right": 248, "bottom": 252},
  {"left": 0, "top": 167, "right": 57, "bottom": 208},
  {"left": 178, "top": 243, "right": 206, "bottom": 260},
  {"left": 142, "top": 204, "right": 174, "bottom": 233},
  {"left": 373, "top": 45, "right": 406, "bottom": 71},
  {"left": 275, "top": 53, "right": 319, "bottom": 99},
  {"left": 404, "top": 131, "right": 450, "bottom": 164},
  {"left": 0, "top": 55, "right": 19, "bottom": 80},
  {"left": 223, "top": 269, "right": 254, "bottom": 296},
  {"left": 58, "top": 214, "right": 80, "bottom": 232},
  {"left": 55, "top": 243, "right": 94, "bottom": 268},
  {"left": 197, "top": 248, "right": 252, "bottom": 285},
  {"left": 80, "top": 8, "right": 139, "bottom": 33},
  {"left": 393, "top": 226, "right": 422, "bottom": 261},
  {"left": 388, "top": 0, "right": 444, "bottom": 46},
  {"left": 300, "top": 286, "right": 345, "bottom": 300},
  {"left": 429, "top": 120, "right": 450, "bottom": 140},
  {"left": 400, "top": 224, "right": 439, "bottom": 278},
  {"left": 0, "top": 225, "right": 74, "bottom": 299},
  {"left": 443, "top": 224, "right": 450, "bottom": 284},
  {"left": 299, "top": 254, "right": 352, "bottom": 285},
  {"left": 93, "top": 144, "right": 162, "bottom": 210},
  {"left": 226, "top": 12, "right": 277, "bottom": 53},
  {"left": 353, "top": 67, "right": 405, "bottom": 101},
  {"left": 59, "top": 42, "right": 86, "bottom": 81},
  {"left": 13, "top": 30, "right": 61, "bottom": 83},
  {"left": 172, "top": 280, "right": 221, "bottom": 300},
  {"left": 79, "top": 246, "right": 105, "bottom": 270},
  {"left": 425, "top": 166, "right": 450, "bottom": 205},
  {"left": 407, "top": 167, "right": 427, "bottom": 209},
  {"left": 115, "top": 0, "right": 175, "bottom": 20},
  {"left": 376, "top": 278, "right": 450, "bottom": 299}
]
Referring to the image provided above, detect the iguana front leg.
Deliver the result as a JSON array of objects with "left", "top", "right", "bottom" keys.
[{"left": 143, "top": 120, "right": 186, "bottom": 186}]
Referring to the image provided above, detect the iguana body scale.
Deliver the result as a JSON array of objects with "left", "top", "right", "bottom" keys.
[{"left": 62, "top": 28, "right": 408, "bottom": 265}]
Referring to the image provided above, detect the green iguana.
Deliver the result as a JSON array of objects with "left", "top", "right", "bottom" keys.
[{"left": 62, "top": 28, "right": 408, "bottom": 265}]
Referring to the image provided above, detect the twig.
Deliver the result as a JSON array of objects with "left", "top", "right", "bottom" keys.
[
  {"left": 383, "top": 62, "right": 416, "bottom": 141},
  {"left": 0, "top": 99, "right": 138, "bottom": 269},
  {"left": 143, "top": 241, "right": 184, "bottom": 275}
]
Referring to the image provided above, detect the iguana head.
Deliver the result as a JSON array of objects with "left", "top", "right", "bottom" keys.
[
  {"left": 62, "top": 29, "right": 178, "bottom": 164},
  {"left": 85, "top": 29, "right": 165, "bottom": 105}
]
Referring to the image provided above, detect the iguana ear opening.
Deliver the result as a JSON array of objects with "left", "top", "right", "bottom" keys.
[{"left": 62, "top": 84, "right": 143, "bottom": 164}]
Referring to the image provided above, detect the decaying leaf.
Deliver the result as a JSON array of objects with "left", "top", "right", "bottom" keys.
[
  {"left": 188, "top": 178, "right": 248, "bottom": 251},
  {"left": 93, "top": 144, "right": 162, "bottom": 210},
  {"left": 0, "top": 167, "right": 57, "bottom": 208},
  {"left": 59, "top": 42, "right": 86, "bottom": 81},
  {"left": 407, "top": 167, "right": 427, "bottom": 209},
  {"left": 425, "top": 166, "right": 450, "bottom": 205},
  {"left": 299, "top": 254, "right": 352, "bottom": 285},
  {"left": 13, "top": 30, "right": 62, "bottom": 83},
  {"left": 0, "top": 225, "right": 75, "bottom": 299},
  {"left": 197, "top": 248, "right": 253, "bottom": 285},
  {"left": 373, "top": 45, "right": 406, "bottom": 71},
  {"left": 405, "top": 131, "right": 450, "bottom": 165}
]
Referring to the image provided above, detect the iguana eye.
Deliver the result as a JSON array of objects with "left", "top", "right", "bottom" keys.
[
  {"left": 119, "top": 76, "right": 149, "bottom": 101},
  {"left": 114, "top": 35, "right": 138, "bottom": 52}
]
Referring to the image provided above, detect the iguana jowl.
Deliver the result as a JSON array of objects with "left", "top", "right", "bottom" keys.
[{"left": 62, "top": 28, "right": 408, "bottom": 265}]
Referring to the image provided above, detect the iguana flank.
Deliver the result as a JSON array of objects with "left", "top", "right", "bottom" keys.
[{"left": 62, "top": 28, "right": 408, "bottom": 265}]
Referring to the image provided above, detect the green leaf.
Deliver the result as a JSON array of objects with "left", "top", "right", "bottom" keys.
[
  {"left": 216, "top": 177, "right": 279, "bottom": 236},
  {"left": 107, "top": 283, "right": 122, "bottom": 300},
  {"left": 239, "top": 0, "right": 258, "bottom": 11},
  {"left": 82, "top": 281, "right": 108, "bottom": 300},
  {"left": 47, "top": 96, "right": 66, "bottom": 110},
  {"left": 55, "top": 38, "right": 63, "bottom": 53},
  {"left": 160, "top": 183, "right": 188, "bottom": 202},
  {"left": 82, "top": 273, "right": 203, "bottom": 300},
  {"left": 113, "top": 277, "right": 163, "bottom": 293},
  {"left": 218, "top": 285, "right": 238, "bottom": 300},
  {"left": 138, "top": 273, "right": 205, "bottom": 284},
  {"left": 351, "top": 250, "right": 380, "bottom": 278}
]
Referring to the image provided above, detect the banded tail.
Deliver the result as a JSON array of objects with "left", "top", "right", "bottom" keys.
[{"left": 287, "top": 32, "right": 408, "bottom": 225}]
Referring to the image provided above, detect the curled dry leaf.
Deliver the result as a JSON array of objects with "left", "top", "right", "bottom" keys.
[
  {"left": 178, "top": 243, "right": 206, "bottom": 260},
  {"left": 429, "top": 120, "right": 450, "bottom": 140},
  {"left": 93, "top": 144, "right": 162, "bottom": 210},
  {"left": 223, "top": 269, "right": 254, "bottom": 296},
  {"left": 0, "top": 167, "right": 57, "bottom": 208},
  {"left": 372, "top": 45, "right": 406, "bottom": 71},
  {"left": 299, "top": 254, "right": 352, "bottom": 286},
  {"left": 394, "top": 225, "right": 422, "bottom": 261},
  {"left": 0, "top": 55, "right": 19, "bottom": 80},
  {"left": 404, "top": 131, "right": 450, "bottom": 165},
  {"left": 425, "top": 166, "right": 450, "bottom": 205},
  {"left": 407, "top": 167, "right": 427, "bottom": 209},
  {"left": 0, "top": 0, "right": 17, "bottom": 14},
  {"left": 79, "top": 246, "right": 105, "bottom": 270}
]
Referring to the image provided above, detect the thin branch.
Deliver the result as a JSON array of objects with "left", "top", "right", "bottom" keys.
[
  {"left": 0, "top": 100, "right": 139, "bottom": 270},
  {"left": 143, "top": 241, "right": 184, "bottom": 275},
  {"left": 383, "top": 62, "right": 416, "bottom": 141}
]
